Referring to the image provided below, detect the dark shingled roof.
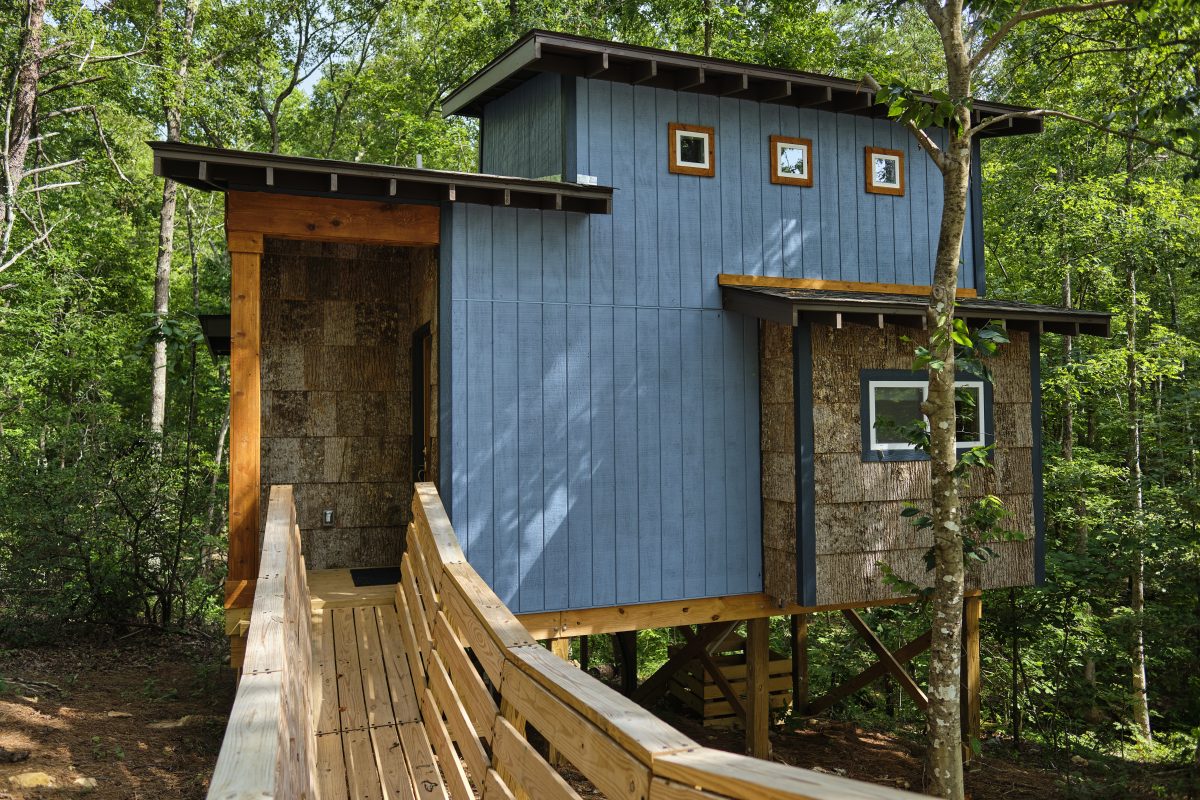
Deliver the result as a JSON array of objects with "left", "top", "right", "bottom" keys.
[
  {"left": 442, "top": 30, "right": 1041, "bottom": 139},
  {"left": 722, "top": 285, "right": 1111, "bottom": 337}
]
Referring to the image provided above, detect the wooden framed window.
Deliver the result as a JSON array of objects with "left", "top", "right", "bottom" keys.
[
  {"left": 769, "top": 135, "right": 813, "bottom": 187},
  {"left": 668, "top": 123, "right": 715, "bottom": 177},
  {"left": 860, "top": 370, "right": 990, "bottom": 461},
  {"left": 864, "top": 146, "right": 905, "bottom": 196}
]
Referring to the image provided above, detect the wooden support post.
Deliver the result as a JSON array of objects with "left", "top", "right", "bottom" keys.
[
  {"left": 790, "top": 613, "right": 809, "bottom": 714},
  {"left": 579, "top": 635, "right": 590, "bottom": 672},
  {"left": 746, "top": 617, "right": 771, "bottom": 759},
  {"left": 615, "top": 631, "right": 638, "bottom": 696},
  {"left": 227, "top": 230, "right": 263, "bottom": 600},
  {"left": 961, "top": 594, "right": 982, "bottom": 760}
]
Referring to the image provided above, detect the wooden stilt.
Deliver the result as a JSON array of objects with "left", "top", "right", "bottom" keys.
[
  {"left": 961, "top": 594, "right": 982, "bottom": 760},
  {"left": 615, "top": 631, "right": 638, "bottom": 696},
  {"left": 579, "top": 635, "right": 590, "bottom": 672},
  {"left": 790, "top": 614, "right": 809, "bottom": 714},
  {"left": 746, "top": 617, "right": 771, "bottom": 759}
]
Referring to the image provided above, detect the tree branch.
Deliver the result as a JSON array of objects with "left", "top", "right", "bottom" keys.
[
  {"left": 970, "top": 0, "right": 1135, "bottom": 72},
  {"left": 967, "top": 108, "right": 1198, "bottom": 160}
]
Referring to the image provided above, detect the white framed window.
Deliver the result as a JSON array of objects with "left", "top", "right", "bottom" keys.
[
  {"left": 668, "top": 122, "right": 715, "bottom": 176},
  {"left": 863, "top": 374, "right": 988, "bottom": 457},
  {"left": 770, "top": 135, "right": 813, "bottom": 187},
  {"left": 865, "top": 146, "right": 905, "bottom": 195}
]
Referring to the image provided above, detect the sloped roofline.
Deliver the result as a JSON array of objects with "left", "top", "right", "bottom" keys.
[{"left": 441, "top": 29, "right": 1041, "bottom": 138}]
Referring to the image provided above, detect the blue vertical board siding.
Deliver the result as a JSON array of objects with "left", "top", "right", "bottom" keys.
[
  {"left": 658, "top": 308, "right": 684, "bottom": 599},
  {"left": 517, "top": 303, "right": 544, "bottom": 612},
  {"left": 634, "top": 86, "right": 659, "bottom": 306},
  {"left": 465, "top": 301, "right": 494, "bottom": 580},
  {"left": 611, "top": 83, "right": 637, "bottom": 306},
  {"left": 635, "top": 307, "right": 662, "bottom": 601},
  {"left": 760, "top": 102, "right": 783, "bottom": 278},
  {"left": 492, "top": 302, "right": 520, "bottom": 607},
  {"left": 679, "top": 310, "right": 707, "bottom": 597},
  {"left": 481, "top": 72, "right": 563, "bottom": 179},
  {"left": 517, "top": 208, "right": 542, "bottom": 303},
  {"left": 836, "top": 114, "right": 859, "bottom": 282},
  {"left": 656, "top": 88, "right": 681, "bottom": 308},
  {"left": 677, "top": 91, "right": 703, "bottom": 309},
  {"left": 701, "top": 311, "right": 728, "bottom": 597},
  {"left": 719, "top": 97, "right": 743, "bottom": 276},
  {"left": 855, "top": 117, "right": 877, "bottom": 282},
  {"left": 445, "top": 81, "right": 970, "bottom": 615},
  {"left": 543, "top": 212, "right": 567, "bottom": 303},
  {"left": 566, "top": 305, "right": 593, "bottom": 609},
  {"left": 698, "top": 93, "right": 724, "bottom": 308},
  {"left": 814, "top": 109, "right": 839, "bottom": 280},
  {"left": 613, "top": 305, "right": 640, "bottom": 603},
  {"left": 542, "top": 304, "right": 570, "bottom": 611},
  {"left": 589, "top": 305, "right": 616, "bottom": 606}
]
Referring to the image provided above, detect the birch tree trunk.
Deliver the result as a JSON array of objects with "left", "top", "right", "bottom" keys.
[
  {"left": 149, "top": 0, "right": 197, "bottom": 436},
  {"left": 2, "top": 0, "right": 45, "bottom": 263}
]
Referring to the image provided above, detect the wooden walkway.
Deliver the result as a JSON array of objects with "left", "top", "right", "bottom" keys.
[{"left": 312, "top": 593, "right": 448, "bottom": 800}]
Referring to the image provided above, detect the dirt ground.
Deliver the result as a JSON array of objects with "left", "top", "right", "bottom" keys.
[
  {"left": 0, "top": 638, "right": 1192, "bottom": 800},
  {"left": 0, "top": 636, "right": 234, "bottom": 800}
]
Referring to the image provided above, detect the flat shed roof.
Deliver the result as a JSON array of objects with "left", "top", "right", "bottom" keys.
[
  {"left": 723, "top": 285, "right": 1111, "bottom": 337},
  {"left": 151, "top": 141, "right": 614, "bottom": 214},
  {"left": 442, "top": 30, "right": 1042, "bottom": 138}
]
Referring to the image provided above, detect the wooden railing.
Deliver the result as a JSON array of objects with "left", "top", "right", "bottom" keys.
[
  {"left": 404, "top": 482, "right": 922, "bottom": 800},
  {"left": 208, "top": 485, "right": 317, "bottom": 800}
]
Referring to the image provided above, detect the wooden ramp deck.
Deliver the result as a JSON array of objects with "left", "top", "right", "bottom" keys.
[{"left": 311, "top": 590, "right": 447, "bottom": 800}]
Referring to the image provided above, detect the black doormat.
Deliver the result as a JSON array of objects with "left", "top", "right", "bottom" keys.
[{"left": 349, "top": 566, "right": 402, "bottom": 587}]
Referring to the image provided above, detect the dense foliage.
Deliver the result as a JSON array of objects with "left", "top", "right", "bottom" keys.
[{"left": 0, "top": 0, "right": 1196, "bottom": 786}]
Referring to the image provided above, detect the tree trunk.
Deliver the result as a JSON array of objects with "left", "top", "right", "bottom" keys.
[
  {"left": 149, "top": 0, "right": 197, "bottom": 436},
  {"left": 2, "top": 0, "right": 45, "bottom": 262},
  {"left": 921, "top": 9, "right": 972, "bottom": 797}
]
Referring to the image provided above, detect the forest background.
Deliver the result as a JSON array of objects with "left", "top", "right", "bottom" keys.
[{"left": 0, "top": 0, "right": 1198, "bottom": 788}]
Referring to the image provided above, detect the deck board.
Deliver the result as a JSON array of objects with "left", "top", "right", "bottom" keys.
[{"left": 306, "top": 573, "right": 449, "bottom": 800}]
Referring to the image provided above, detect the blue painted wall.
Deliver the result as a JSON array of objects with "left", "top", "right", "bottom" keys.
[
  {"left": 480, "top": 72, "right": 564, "bottom": 180},
  {"left": 444, "top": 77, "right": 979, "bottom": 615}
]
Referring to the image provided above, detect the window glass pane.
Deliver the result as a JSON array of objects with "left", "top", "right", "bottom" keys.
[
  {"left": 874, "top": 385, "right": 924, "bottom": 444},
  {"left": 955, "top": 385, "right": 982, "bottom": 442},
  {"left": 679, "top": 134, "right": 706, "bottom": 165},
  {"left": 873, "top": 155, "right": 898, "bottom": 186},
  {"left": 778, "top": 145, "right": 807, "bottom": 177}
]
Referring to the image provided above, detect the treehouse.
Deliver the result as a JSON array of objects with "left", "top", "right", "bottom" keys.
[{"left": 156, "top": 29, "right": 1111, "bottom": 800}]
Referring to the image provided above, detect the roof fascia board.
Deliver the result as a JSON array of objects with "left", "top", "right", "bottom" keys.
[{"left": 441, "top": 36, "right": 541, "bottom": 117}]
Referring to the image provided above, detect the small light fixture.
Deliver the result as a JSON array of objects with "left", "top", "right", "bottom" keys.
[{"left": 322, "top": 509, "right": 335, "bottom": 527}]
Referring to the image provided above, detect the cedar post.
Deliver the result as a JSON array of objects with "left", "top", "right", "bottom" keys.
[
  {"left": 961, "top": 593, "right": 982, "bottom": 760},
  {"left": 227, "top": 229, "right": 263, "bottom": 605},
  {"left": 790, "top": 613, "right": 809, "bottom": 713},
  {"left": 746, "top": 617, "right": 771, "bottom": 759}
]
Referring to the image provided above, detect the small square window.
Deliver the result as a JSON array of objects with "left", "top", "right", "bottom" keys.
[
  {"left": 865, "top": 146, "right": 905, "bottom": 196},
  {"left": 770, "top": 135, "right": 813, "bottom": 187},
  {"left": 861, "top": 372, "right": 989, "bottom": 461},
  {"left": 668, "top": 123, "right": 715, "bottom": 177}
]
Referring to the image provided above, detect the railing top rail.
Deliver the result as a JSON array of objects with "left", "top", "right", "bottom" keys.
[{"left": 411, "top": 481, "right": 924, "bottom": 800}]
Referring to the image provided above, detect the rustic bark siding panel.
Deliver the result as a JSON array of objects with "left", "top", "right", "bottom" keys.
[
  {"left": 760, "top": 322, "right": 797, "bottom": 605},
  {"left": 260, "top": 238, "right": 437, "bottom": 569}
]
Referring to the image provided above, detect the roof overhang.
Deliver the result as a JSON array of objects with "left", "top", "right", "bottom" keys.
[
  {"left": 723, "top": 285, "right": 1111, "bottom": 337},
  {"left": 442, "top": 30, "right": 1042, "bottom": 139},
  {"left": 199, "top": 313, "right": 231, "bottom": 358},
  {"left": 151, "top": 141, "right": 614, "bottom": 214}
]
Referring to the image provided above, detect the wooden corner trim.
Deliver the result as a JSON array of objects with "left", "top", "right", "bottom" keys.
[
  {"left": 717, "top": 274, "right": 978, "bottom": 299},
  {"left": 226, "top": 230, "right": 264, "bottom": 254}
]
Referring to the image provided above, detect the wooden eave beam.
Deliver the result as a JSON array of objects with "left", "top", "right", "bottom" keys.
[
  {"left": 759, "top": 79, "right": 791, "bottom": 102},
  {"left": 719, "top": 73, "right": 751, "bottom": 97},
  {"left": 226, "top": 190, "right": 439, "bottom": 246},
  {"left": 793, "top": 85, "right": 833, "bottom": 107},
  {"left": 675, "top": 66, "right": 705, "bottom": 91},
  {"left": 632, "top": 59, "right": 658, "bottom": 84}
]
